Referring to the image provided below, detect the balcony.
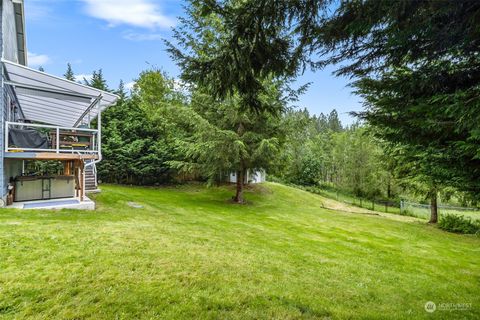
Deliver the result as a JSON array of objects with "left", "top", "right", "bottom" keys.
[
  {"left": 4, "top": 121, "right": 100, "bottom": 160},
  {"left": 1, "top": 59, "right": 119, "bottom": 160}
]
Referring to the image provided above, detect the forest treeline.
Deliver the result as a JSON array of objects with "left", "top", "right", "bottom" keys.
[
  {"left": 57, "top": 0, "right": 480, "bottom": 225},
  {"left": 63, "top": 67, "right": 474, "bottom": 210},
  {"left": 84, "top": 70, "right": 389, "bottom": 194}
]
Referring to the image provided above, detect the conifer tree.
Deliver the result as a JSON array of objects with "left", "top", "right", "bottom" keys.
[
  {"left": 64, "top": 63, "right": 75, "bottom": 81},
  {"left": 85, "top": 69, "right": 108, "bottom": 91}
]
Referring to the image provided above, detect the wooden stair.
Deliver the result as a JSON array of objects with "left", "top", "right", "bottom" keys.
[{"left": 84, "top": 163, "right": 98, "bottom": 192}]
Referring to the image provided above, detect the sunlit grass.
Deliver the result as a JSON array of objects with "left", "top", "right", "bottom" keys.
[
  {"left": 402, "top": 206, "right": 480, "bottom": 222},
  {"left": 0, "top": 183, "right": 478, "bottom": 319}
]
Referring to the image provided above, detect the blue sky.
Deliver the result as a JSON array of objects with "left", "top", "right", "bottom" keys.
[{"left": 24, "top": 0, "right": 361, "bottom": 125}]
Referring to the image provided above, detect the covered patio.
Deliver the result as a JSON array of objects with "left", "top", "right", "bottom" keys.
[{"left": 2, "top": 59, "right": 118, "bottom": 209}]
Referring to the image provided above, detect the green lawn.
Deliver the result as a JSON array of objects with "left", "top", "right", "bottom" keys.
[
  {"left": 312, "top": 188, "right": 403, "bottom": 214},
  {"left": 0, "top": 183, "right": 478, "bottom": 319},
  {"left": 402, "top": 206, "right": 480, "bottom": 222},
  {"left": 313, "top": 188, "right": 480, "bottom": 222}
]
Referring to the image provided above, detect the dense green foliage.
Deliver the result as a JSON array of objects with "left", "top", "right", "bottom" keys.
[
  {"left": 275, "top": 109, "right": 397, "bottom": 201},
  {"left": 166, "top": 0, "right": 327, "bottom": 111},
  {"left": 99, "top": 99, "right": 176, "bottom": 185},
  {"left": 175, "top": 0, "right": 480, "bottom": 217},
  {"left": 98, "top": 71, "right": 187, "bottom": 185},
  {"left": 92, "top": 66, "right": 400, "bottom": 204},
  {"left": 170, "top": 86, "right": 286, "bottom": 202},
  {"left": 84, "top": 69, "right": 109, "bottom": 91},
  {"left": 166, "top": 2, "right": 305, "bottom": 202},
  {"left": 438, "top": 214, "right": 480, "bottom": 235},
  {"left": 1, "top": 183, "right": 479, "bottom": 319},
  {"left": 93, "top": 69, "right": 287, "bottom": 203},
  {"left": 76, "top": 65, "right": 475, "bottom": 212}
]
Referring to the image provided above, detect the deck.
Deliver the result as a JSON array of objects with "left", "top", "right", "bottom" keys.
[
  {"left": 5, "top": 121, "right": 100, "bottom": 159},
  {"left": 4, "top": 152, "right": 99, "bottom": 160}
]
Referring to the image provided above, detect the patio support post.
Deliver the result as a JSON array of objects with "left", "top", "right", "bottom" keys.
[
  {"left": 76, "top": 160, "right": 85, "bottom": 201},
  {"left": 5, "top": 122, "right": 9, "bottom": 152},
  {"left": 56, "top": 127, "right": 60, "bottom": 153},
  {"left": 74, "top": 160, "right": 79, "bottom": 198},
  {"left": 81, "top": 161, "right": 85, "bottom": 201},
  {"left": 97, "top": 98, "right": 102, "bottom": 156},
  {"left": 63, "top": 160, "right": 72, "bottom": 175}
]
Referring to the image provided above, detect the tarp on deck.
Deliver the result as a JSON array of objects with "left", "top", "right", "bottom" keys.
[
  {"left": 9, "top": 128, "right": 49, "bottom": 149},
  {"left": 2, "top": 59, "right": 119, "bottom": 127}
]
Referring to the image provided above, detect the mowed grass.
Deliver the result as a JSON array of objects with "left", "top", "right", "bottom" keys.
[
  {"left": 0, "top": 183, "right": 478, "bottom": 319},
  {"left": 403, "top": 206, "right": 480, "bottom": 222}
]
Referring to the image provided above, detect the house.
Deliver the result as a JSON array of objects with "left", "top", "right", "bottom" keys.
[
  {"left": 228, "top": 170, "right": 266, "bottom": 184},
  {"left": 0, "top": 0, "right": 118, "bottom": 209}
]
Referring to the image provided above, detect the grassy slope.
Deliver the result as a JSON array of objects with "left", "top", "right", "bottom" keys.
[
  {"left": 316, "top": 188, "right": 480, "bottom": 222},
  {"left": 0, "top": 183, "right": 478, "bottom": 319}
]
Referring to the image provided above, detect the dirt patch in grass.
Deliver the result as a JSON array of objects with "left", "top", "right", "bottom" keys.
[{"left": 320, "top": 196, "right": 421, "bottom": 222}]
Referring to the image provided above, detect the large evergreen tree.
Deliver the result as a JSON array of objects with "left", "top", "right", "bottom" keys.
[
  {"left": 98, "top": 70, "right": 187, "bottom": 185},
  {"left": 177, "top": 0, "right": 480, "bottom": 210},
  {"left": 171, "top": 82, "right": 286, "bottom": 203},
  {"left": 167, "top": 0, "right": 295, "bottom": 115},
  {"left": 167, "top": 0, "right": 298, "bottom": 202}
]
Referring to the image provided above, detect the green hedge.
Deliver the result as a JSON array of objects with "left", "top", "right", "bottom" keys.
[{"left": 438, "top": 214, "right": 480, "bottom": 234}]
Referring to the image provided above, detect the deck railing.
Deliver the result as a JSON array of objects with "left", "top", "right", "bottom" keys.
[{"left": 5, "top": 121, "right": 99, "bottom": 154}]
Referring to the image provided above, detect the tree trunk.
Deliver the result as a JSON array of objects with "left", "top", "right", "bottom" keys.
[
  {"left": 234, "top": 169, "right": 245, "bottom": 203},
  {"left": 233, "top": 121, "right": 246, "bottom": 204},
  {"left": 429, "top": 189, "right": 438, "bottom": 224},
  {"left": 387, "top": 177, "right": 392, "bottom": 198}
]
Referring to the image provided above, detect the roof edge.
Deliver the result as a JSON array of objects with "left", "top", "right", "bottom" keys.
[{"left": 1, "top": 58, "right": 120, "bottom": 102}]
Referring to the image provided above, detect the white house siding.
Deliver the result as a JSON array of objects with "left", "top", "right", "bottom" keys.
[
  {"left": 228, "top": 170, "right": 266, "bottom": 184},
  {"left": 0, "top": 1, "right": 5, "bottom": 201},
  {"left": 249, "top": 170, "right": 266, "bottom": 183},
  {"left": 0, "top": 76, "right": 4, "bottom": 201},
  {"left": 1, "top": 0, "right": 19, "bottom": 64}
]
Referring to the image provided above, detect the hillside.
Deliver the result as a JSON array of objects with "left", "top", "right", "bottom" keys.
[{"left": 0, "top": 183, "right": 478, "bottom": 319}]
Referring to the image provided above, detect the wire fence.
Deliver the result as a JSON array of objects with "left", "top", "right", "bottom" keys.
[
  {"left": 400, "top": 200, "right": 480, "bottom": 221},
  {"left": 302, "top": 185, "right": 480, "bottom": 221},
  {"left": 309, "top": 187, "right": 401, "bottom": 213}
]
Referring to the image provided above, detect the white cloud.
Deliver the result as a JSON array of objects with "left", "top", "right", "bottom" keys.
[
  {"left": 24, "top": 1, "right": 53, "bottom": 21},
  {"left": 123, "top": 32, "right": 164, "bottom": 41},
  {"left": 74, "top": 74, "right": 93, "bottom": 83},
  {"left": 81, "top": 0, "right": 175, "bottom": 29},
  {"left": 27, "top": 52, "right": 50, "bottom": 67},
  {"left": 125, "top": 81, "right": 136, "bottom": 90}
]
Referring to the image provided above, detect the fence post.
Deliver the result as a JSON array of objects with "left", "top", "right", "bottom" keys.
[
  {"left": 372, "top": 199, "right": 375, "bottom": 211},
  {"left": 400, "top": 200, "right": 404, "bottom": 214}
]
